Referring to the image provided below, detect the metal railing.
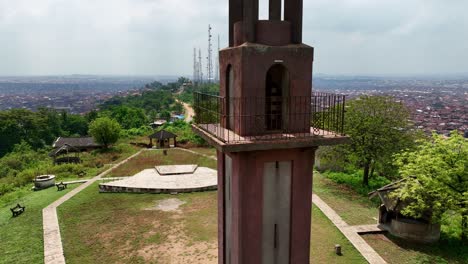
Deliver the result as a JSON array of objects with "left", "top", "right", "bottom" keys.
[{"left": 193, "top": 92, "right": 345, "bottom": 143}]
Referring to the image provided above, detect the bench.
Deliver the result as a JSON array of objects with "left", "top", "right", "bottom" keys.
[
  {"left": 56, "top": 182, "right": 68, "bottom": 191},
  {"left": 10, "top": 204, "right": 25, "bottom": 217}
]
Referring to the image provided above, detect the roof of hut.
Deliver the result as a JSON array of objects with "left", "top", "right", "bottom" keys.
[
  {"left": 53, "top": 137, "right": 101, "bottom": 149},
  {"left": 149, "top": 130, "right": 177, "bottom": 140},
  {"left": 49, "top": 144, "right": 80, "bottom": 157}
]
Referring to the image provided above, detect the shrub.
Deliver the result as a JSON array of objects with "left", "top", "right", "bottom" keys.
[{"left": 321, "top": 170, "right": 390, "bottom": 196}]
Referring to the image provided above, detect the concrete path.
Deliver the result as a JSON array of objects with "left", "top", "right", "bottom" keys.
[
  {"left": 42, "top": 149, "right": 144, "bottom": 264},
  {"left": 352, "top": 224, "right": 387, "bottom": 234},
  {"left": 312, "top": 194, "right": 387, "bottom": 264}
]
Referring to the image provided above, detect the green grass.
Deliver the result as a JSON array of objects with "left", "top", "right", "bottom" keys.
[
  {"left": 310, "top": 205, "right": 366, "bottom": 263},
  {"left": 0, "top": 184, "right": 79, "bottom": 264},
  {"left": 313, "top": 172, "right": 380, "bottom": 225},
  {"left": 58, "top": 182, "right": 365, "bottom": 263},
  {"left": 58, "top": 183, "right": 218, "bottom": 264},
  {"left": 314, "top": 171, "right": 468, "bottom": 263},
  {"left": 107, "top": 149, "right": 217, "bottom": 177},
  {"left": 187, "top": 147, "right": 216, "bottom": 157},
  {"left": 362, "top": 234, "right": 468, "bottom": 264}
]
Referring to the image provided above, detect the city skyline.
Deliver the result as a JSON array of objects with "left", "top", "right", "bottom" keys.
[{"left": 0, "top": 0, "right": 467, "bottom": 76}]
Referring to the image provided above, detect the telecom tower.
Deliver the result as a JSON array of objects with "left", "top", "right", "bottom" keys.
[
  {"left": 215, "top": 34, "right": 220, "bottom": 82},
  {"left": 193, "top": 48, "right": 198, "bottom": 85},
  {"left": 207, "top": 24, "right": 213, "bottom": 83},
  {"left": 198, "top": 48, "right": 203, "bottom": 83}
]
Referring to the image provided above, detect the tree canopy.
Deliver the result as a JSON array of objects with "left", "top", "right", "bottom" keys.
[
  {"left": 88, "top": 117, "right": 121, "bottom": 148},
  {"left": 393, "top": 131, "right": 468, "bottom": 240},
  {"left": 344, "top": 95, "right": 417, "bottom": 185}
]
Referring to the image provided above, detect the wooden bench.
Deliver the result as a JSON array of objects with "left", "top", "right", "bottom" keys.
[
  {"left": 56, "top": 182, "right": 68, "bottom": 191},
  {"left": 10, "top": 204, "right": 25, "bottom": 217}
]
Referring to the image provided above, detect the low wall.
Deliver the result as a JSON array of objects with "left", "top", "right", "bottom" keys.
[{"left": 390, "top": 218, "right": 440, "bottom": 243}]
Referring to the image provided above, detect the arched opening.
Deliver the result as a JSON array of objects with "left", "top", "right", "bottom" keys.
[
  {"left": 226, "top": 65, "right": 234, "bottom": 130},
  {"left": 265, "top": 64, "right": 289, "bottom": 130}
]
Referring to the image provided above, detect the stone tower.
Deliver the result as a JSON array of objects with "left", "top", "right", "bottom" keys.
[{"left": 192, "top": 1, "right": 348, "bottom": 263}]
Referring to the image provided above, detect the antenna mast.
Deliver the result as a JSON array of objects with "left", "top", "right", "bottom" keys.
[
  {"left": 198, "top": 48, "right": 203, "bottom": 83},
  {"left": 215, "top": 34, "right": 220, "bottom": 82},
  {"left": 207, "top": 24, "right": 213, "bottom": 83},
  {"left": 193, "top": 48, "right": 198, "bottom": 86}
]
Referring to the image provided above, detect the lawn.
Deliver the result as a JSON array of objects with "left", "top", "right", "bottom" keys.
[
  {"left": 362, "top": 234, "right": 468, "bottom": 263},
  {"left": 187, "top": 147, "right": 217, "bottom": 157},
  {"left": 313, "top": 172, "right": 379, "bottom": 225},
  {"left": 58, "top": 183, "right": 366, "bottom": 264},
  {"left": 107, "top": 148, "right": 217, "bottom": 177},
  {"left": 313, "top": 171, "right": 468, "bottom": 263},
  {"left": 0, "top": 184, "right": 79, "bottom": 264}
]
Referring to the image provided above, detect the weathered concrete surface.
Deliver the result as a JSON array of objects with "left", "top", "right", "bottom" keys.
[
  {"left": 312, "top": 194, "right": 387, "bottom": 264},
  {"left": 352, "top": 224, "right": 387, "bottom": 234},
  {"left": 155, "top": 164, "right": 198, "bottom": 175},
  {"left": 99, "top": 167, "right": 217, "bottom": 193},
  {"left": 42, "top": 149, "right": 144, "bottom": 264}
]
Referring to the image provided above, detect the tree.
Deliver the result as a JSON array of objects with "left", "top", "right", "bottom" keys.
[
  {"left": 88, "top": 117, "right": 121, "bottom": 148},
  {"left": 393, "top": 131, "right": 468, "bottom": 241},
  {"left": 345, "top": 96, "right": 415, "bottom": 185}
]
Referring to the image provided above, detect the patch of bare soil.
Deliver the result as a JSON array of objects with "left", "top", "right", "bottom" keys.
[
  {"left": 137, "top": 222, "right": 217, "bottom": 264},
  {"left": 145, "top": 198, "right": 186, "bottom": 212}
]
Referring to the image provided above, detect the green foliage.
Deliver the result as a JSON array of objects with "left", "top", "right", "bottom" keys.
[
  {"left": 101, "top": 90, "right": 177, "bottom": 116},
  {"left": 100, "top": 106, "right": 148, "bottom": 129},
  {"left": 0, "top": 108, "right": 89, "bottom": 157},
  {"left": 393, "top": 131, "right": 468, "bottom": 240},
  {"left": 88, "top": 117, "right": 121, "bottom": 148},
  {"left": 120, "top": 126, "right": 153, "bottom": 138},
  {"left": 321, "top": 170, "right": 391, "bottom": 196},
  {"left": 177, "top": 83, "right": 220, "bottom": 104},
  {"left": 160, "top": 121, "right": 206, "bottom": 146},
  {"left": 318, "top": 95, "right": 418, "bottom": 185}
]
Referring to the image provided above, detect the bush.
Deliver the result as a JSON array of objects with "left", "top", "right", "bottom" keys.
[
  {"left": 321, "top": 170, "right": 390, "bottom": 196},
  {"left": 160, "top": 121, "right": 206, "bottom": 146}
]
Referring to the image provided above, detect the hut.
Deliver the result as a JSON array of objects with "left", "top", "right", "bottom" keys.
[
  {"left": 52, "top": 137, "right": 102, "bottom": 151},
  {"left": 369, "top": 180, "right": 441, "bottom": 243},
  {"left": 49, "top": 144, "right": 81, "bottom": 165},
  {"left": 149, "top": 130, "right": 177, "bottom": 148}
]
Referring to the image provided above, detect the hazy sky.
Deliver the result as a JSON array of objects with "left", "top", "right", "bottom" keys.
[{"left": 0, "top": 0, "right": 467, "bottom": 76}]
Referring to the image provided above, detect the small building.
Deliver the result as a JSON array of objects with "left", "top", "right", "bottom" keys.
[
  {"left": 149, "top": 119, "right": 167, "bottom": 129},
  {"left": 52, "top": 137, "right": 103, "bottom": 152},
  {"left": 369, "top": 180, "right": 441, "bottom": 243},
  {"left": 149, "top": 130, "right": 177, "bottom": 148},
  {"left": 49, "top": 144, "right": 81, "bottom": 165}
]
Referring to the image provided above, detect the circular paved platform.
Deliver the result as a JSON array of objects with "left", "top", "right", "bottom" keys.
[{"left": 99, "top": 166, "right": 217, "bottom": 194}]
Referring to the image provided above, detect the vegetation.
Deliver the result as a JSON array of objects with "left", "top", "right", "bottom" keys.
[
  {"left": 58, "top": 182, "right": 365, "bottom": 264},
  {"left": 393, "top": 131, "right": 468, "bottom": 241},
  {"left": 0, "top": 140, "right": 138, "bottom": 196},
  {"left": 0, "top": 108, "right": 89, "bottom": 156},
  {"left": 160, "top": 120, "right": 206, "bottom": 146},
  {"left": 315, "top": 171, "right": 468, "bottom": 263},
  {"left": 88, "top": 117, "right": 121, "bottom": 148},
  {"left": 0, "top": 184, "right": 79, "bottom": 264},
  {"left": 345, "top": 96, "right": 417, "bottom": 185}
]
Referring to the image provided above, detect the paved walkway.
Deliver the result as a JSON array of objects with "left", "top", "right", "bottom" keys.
[
  {"left": 42, "top": 149, "right": 144, "bottom": 264},
  {"left": 312, "top": 194, "right": 387, "bottom": 264}
]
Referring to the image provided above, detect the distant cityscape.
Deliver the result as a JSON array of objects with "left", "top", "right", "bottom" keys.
[
  {"left": 314, "top": 76, "right": 468, "bottom": 136},
  {"left": 0, "top": 75, "right": 466, "bottom": 136}
]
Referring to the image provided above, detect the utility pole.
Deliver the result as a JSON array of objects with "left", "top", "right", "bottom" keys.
[{"left": 207, "top": 24, "right": 213, "bottom": 83}]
